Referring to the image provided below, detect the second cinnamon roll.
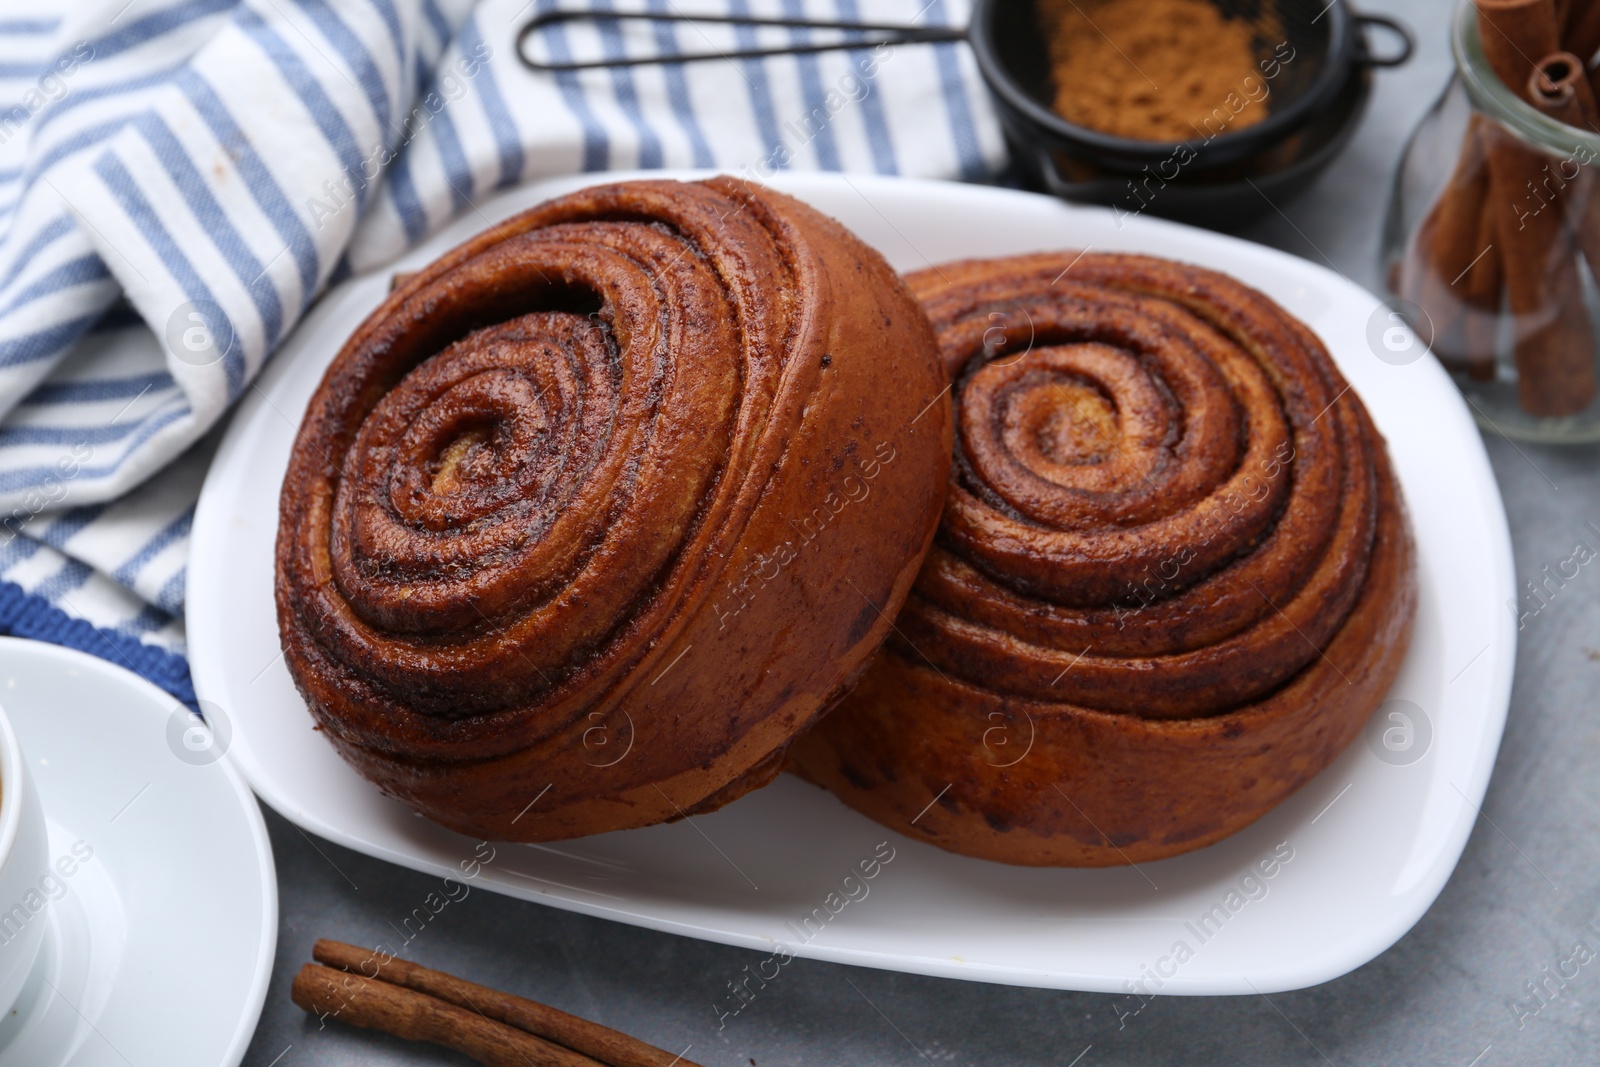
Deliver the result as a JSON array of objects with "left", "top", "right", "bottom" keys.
[{"left": 789, "top": 252, "right": 1418, "bottom": 867}]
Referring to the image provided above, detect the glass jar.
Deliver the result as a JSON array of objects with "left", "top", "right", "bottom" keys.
[{"left": 1382, "top": 0, "right": 1600, "bottom": 442}]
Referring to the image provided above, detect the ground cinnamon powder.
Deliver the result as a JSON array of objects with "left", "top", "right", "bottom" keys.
[{"left": 1037, "top": 0, "right": 1272, "bottom": 141}]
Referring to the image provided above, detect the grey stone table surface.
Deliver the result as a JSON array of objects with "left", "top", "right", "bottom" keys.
[{"left": 240, "top": 1, "right": 1600, "bottom": 1063}]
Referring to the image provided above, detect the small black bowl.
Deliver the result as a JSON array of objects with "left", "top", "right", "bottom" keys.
[
  {"left": 967, "top": 0, "right": 1410, "bottom": 228},
  {"left": 1016, "top": 64, "right": 1374, "bottom": 230}
]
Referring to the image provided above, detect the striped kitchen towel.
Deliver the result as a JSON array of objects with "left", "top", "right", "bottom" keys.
[{"left": 0, "top": 0, "right": 1005, "bottom": 702}]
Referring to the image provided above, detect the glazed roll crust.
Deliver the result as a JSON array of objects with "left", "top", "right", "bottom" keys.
[
  {"left": 789, "top": 252, "right": 1418, "bottom": 867},
  {"left": 275, "top": 178, "right": 951, "bottom": 841}
]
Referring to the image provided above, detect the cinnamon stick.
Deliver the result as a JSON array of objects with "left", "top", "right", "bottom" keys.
[
  {"left": 1404, "top": 118, "right": 1503, "bottom": 378},
  {"left": 1477, "top": 0, "right": 1563, "bottom": 103},
  {"left": 292, "top": 963, "right": 607, "bottom": 1067},
  {"left": 1472, "top": 3, "right": 1598, "bottom": 414},
  {"left": 1565, "top": 0, "right": 1600, "bottom": 63},
  {"left": 1531, "top": 51, "right": 1598, "bottom": 117},
  {"left": 1516, "top": 51, "right": 1600, "bottom": 415},
  {"left": 1530, "top": 52, "right": 1600, "bottom": 272},
  {"left": 1429, "top": 120, "right": 1492, "bottom": 284},
  {"left": 311, "top": 940, "right": 705, "bottom": 1067},
  {"left": 1460, "top": 203, "right": 1506, "bottom": 379},
  {"left": 1482, "top": 111, "right": 1596, "bottom": 414}
]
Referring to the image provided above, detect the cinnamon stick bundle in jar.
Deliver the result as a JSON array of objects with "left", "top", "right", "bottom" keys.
[{"left": 1400, "top": 0, "right": 1600, "bottom": 416}]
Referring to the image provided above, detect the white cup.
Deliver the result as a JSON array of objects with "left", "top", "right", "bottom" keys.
[{"left": 0, "top": 703, "right": 48, "bottom": 1014}]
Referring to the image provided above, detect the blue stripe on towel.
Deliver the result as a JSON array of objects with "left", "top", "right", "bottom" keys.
[{"left": 0, "top": 581, "right": 194, "bottom": 704}]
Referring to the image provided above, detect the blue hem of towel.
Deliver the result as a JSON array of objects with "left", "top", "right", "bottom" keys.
[{"left": 0, "top": 579, "right": 194, "bottom": 705}]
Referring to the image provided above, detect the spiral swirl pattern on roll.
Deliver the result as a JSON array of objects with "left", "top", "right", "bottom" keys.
[
  {"left": 276, "top": 178, "right": 951, "bottom": 842},
  {"left": 789, "top": 252, "right": 1417, "bottom": 867}
]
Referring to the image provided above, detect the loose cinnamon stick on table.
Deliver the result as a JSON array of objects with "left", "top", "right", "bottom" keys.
[
  {"left": 293, "top": 963, "right": 608, "bottom": 1067},
  {"left": 309, "top": 939, "right": 705, "bottom": 1067}
]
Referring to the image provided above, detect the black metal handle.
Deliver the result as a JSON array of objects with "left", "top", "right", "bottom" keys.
[
  {"left": 1352, "top": 14, "right": 1414, "bottom": 69},
  {"left": 517, "top": 9, "right": 966, "bottom": 73}
]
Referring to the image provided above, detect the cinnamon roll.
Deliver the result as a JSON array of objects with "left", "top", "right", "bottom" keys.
[
  {"left": 275, "top": 178, "right": 951, "bottom": 842},
  {"left": 788, "top": 252, "right": 1417, "bottom": 867}
]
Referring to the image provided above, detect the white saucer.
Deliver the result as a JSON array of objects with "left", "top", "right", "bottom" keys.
[
  {"left": 189, "top": 172, "right": 1514, "bottom": 994},
  {"left": 0, "top": 638, "right": 276, "bottom": 1066}
]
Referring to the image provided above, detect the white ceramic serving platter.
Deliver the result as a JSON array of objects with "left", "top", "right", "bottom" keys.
[
  {"left": 188, "top": 172, "right": 1514, "bottom": 995},
  {"left": 0, "top": 638, "right": 275, "bottom": 1066}
]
